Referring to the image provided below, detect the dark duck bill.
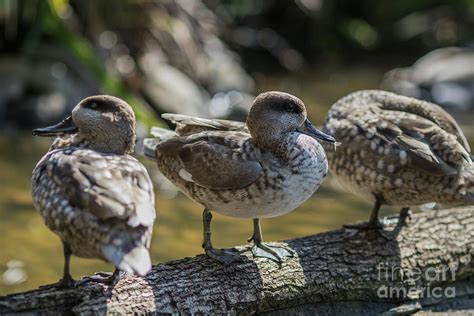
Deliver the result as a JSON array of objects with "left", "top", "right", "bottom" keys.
[
  {"left": 32, "top": 116, "right": 78, "bottom": 137},
  {"left": 298, "top": 119, "right": 337, "bottom": 144}
]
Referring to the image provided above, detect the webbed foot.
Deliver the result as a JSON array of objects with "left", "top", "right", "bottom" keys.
[
  {"left": 85, "top": 269, "right": 120, "bottom": 285},
  {"left": 252, "top": 243, "right": 294, "bottom": 263},
  {"left": 205, "top": 247, "right": 243, "bottom": 265},
  {"left": 344, "top": 220, "right": 391, "bottom": 240}
]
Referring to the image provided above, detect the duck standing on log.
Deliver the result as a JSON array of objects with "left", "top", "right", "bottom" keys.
[
  {"left": 32, "top": 95, "right": 156, "bottom": 288},
  {"left": 322, "top": 90, "right": 473, "bottom": 230},
  {"left": 143, "top": 91, "right": 336, "bottom": 264}
]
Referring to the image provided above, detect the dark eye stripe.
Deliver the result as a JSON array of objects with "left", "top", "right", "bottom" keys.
[
  {"left": 270, "top": 99, "right": 304, "bottom": 113},
  {"left": 83, "top": 100, "right": 117, "bottom": 112},
  {"left": 284, "top": 103, "right": 296, "bottom": 112}
]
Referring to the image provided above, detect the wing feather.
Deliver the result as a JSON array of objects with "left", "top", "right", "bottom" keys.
[
  {"left": 157, "top": 132, "right": 262, "bottom": 189},
  {"left": 370, "top": 90, "right": 471, "bottom": 153},
  {"left": 48, "top": 149, "right": 155, "bottom": 227},
  {"left": 161, "top": 113, "right": 248, "bottom": 135},
  {"left": 346, "top": 109, "right": 469, "bottom": 176}
]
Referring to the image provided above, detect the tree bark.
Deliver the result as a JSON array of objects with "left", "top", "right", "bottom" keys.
[{"left": 1, "top": 206, "right": 473, "bottom": 315}]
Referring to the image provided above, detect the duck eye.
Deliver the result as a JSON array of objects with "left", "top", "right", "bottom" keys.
[{"left": 284, "top": 103, "right": 296, "bottom": 112}]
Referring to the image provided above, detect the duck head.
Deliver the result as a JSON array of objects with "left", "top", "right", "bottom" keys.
[
  {"left": 32, "top": 95, "right": 136, "bottom": 154},
  {"left": 246, "top": 91, "right": 336, "bottom": 150}
]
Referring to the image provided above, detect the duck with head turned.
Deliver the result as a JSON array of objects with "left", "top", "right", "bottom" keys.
[
  {"left": 32, "top": 95, "right": 156, "bottom": 288},
  {"left": 143, "top": 91, "right": 336, "bottom": 264},
  {"left": 322, "top": 90, "right": 473, "bottom": 230}
]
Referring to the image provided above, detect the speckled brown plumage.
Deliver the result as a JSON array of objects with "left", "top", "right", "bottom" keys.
[
  {"left": 322, "top": 90, "right": 473, "bottom": 228},
  {"left": 32, "top": 95, "right": 155, "bottom": 287},
  {"left": 144, "top": 91, "right": 335, "bottom": 264},
  {"left": 154, "top": 130, "right": 327, "bottom": 216}
]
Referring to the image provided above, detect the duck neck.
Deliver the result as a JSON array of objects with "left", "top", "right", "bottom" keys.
[
  {"left": 50, "top": 134, "right": 84, "bottom": 151},
  {"left": 50, "top": 133, "right": 134, "bottom": 155},
  {"left": 252, "top": 130, "right": 291, "bottom": 158}
]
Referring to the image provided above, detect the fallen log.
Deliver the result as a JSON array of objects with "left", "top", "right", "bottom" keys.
[{"left": 1, "top": 206, "right": 473, "bottom": 315}]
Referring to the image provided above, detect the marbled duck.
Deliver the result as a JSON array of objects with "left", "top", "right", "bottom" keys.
[
  {"left": 143, "top": 91, "right": 336, "bottom": 264},
  {"left": 32, "top": 95, "right": 155, "bottom": 287},
  {"left": 322, "top": 90, "right": 473, "bottom": 229}
]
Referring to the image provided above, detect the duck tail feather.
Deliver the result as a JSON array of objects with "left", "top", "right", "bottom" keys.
[
  {"left": 150, "top": 126, "right": 176, "bottom": 139},
  {"left": 142, "top": 138, "right": 159, "bottom": 161},
  {"left": 102, "top": 244, "right": 152, "bottom": 277},
  {"left": 164, "top": 113, "right": 220, "bottom": 129},
  {"left": 143, "top": 127, "right": 176, "bottom": 161}
]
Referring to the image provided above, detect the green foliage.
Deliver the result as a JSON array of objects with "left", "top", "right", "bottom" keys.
[{"left": 15, "top": 0, "right": 159, "bottom": 127}]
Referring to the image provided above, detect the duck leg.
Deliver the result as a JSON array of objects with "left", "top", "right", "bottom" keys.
[
  {"left": 398, "top": 207, "right": 412, "bottom": 226},
  {"left": 40, "top": 241, "right": 75, "bottom": 289},
  {"left": 248, "top": 218, "right": 294, "bottom": 262},
  {"left": 344, "top": 196, "right": 384, "bottom": 230},
  {"left": 202, "top": 208, "right": 242, "bottom": 265}
]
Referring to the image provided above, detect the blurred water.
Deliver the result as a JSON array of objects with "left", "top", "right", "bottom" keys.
[{"left": 1, "top": 65, "right": 472, "bottom": 295}]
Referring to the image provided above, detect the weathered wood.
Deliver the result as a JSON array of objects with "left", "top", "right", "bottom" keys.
[{"left": 1, "top": 206, "right": 473, "bottom": 315}]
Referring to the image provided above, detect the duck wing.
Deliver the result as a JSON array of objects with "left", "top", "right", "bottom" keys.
[
  {"left": 162, "top": 113, "right": 248, "bottom": 135},
  {"left": 373, "top": 111, "right": 470, "bottom": 175},
  {"left": 344, "top": 113, "right": 470, "bottom": 177},
  {"left": 46, "top": 148, "right": 156, "bottom": 228},
  {"left": 371, "top": 90, "right": 471, "bottom": 153},
  {"left": 157, "top": 131, "right": 262, "bottom": 189},
  {"left": 326, "top": 90, "right": 471, "bottom": 176},
  {"left": 143, "top": 114, "right": 248, "bottom": 161}
]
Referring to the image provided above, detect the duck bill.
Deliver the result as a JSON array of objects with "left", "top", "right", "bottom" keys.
[
  {"left": 300, "top": 119, "right": 336, "bottom": 143},
  {"left": 32, "top": 116, "right": 78, "bottom": 137}
]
